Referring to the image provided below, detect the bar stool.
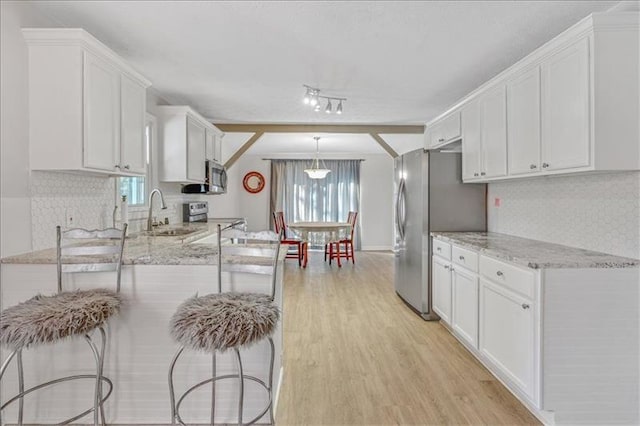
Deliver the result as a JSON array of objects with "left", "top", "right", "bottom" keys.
[
  {"left": 168, "top": 225, "right": 281, "bottom": 425},
  {"left": 0, "top": 225, "right": 127, "bottom": 425}
]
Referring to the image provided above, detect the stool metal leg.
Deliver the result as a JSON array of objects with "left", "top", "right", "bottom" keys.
[
  {"left": 168, "top": 346, "right": 185, "bottom": 425},
  {"left": 85, "top": 329, "right": 105, "bottom": 426},
  {"left": 267, "top": 337, "right": 275, "bottom": 425},
  {"left": 0, "top": 349, "right": 18, "bottom": 426},
  {"left": 211, "top": 353, "right": 216, "bottom": 425},
  {"left": 17, "top": 349, "right": 24, "bottom": 425},
  {"left": 234, "top": 348, "right": 244, "bottom": 426}
]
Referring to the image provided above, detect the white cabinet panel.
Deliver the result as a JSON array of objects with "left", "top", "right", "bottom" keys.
[
  {"left": 205, "top": 128, "right": 216, "bottom": 161},
  {"left": 452, "top": 267, "right": 478, "bottom": 349},
  {"left": 120, "top": 74, "right": 147, "bottom": 174},
  {"left": 83, "top": 52, "right": 120, "bottom": 172},
  {"left": 461, "top": 100, "right": 482, "bottom": 180},
  {"left": 480, "top": 86, "right": 507, "bottom": 178},
  {"left": 480, "top": 278, "right": 535, "bottom": 399},
  {"left": 186, "top": 117, "right": 206, "bottom": 182},
  {"left": 507, "top": 67, "right": 541, "bottom": 175},
  {"left": 541, "top": 37, "right": 591, "bottom": 171},
  {"left": 432, "top": 256, "right": 452, "bottom": 324}
]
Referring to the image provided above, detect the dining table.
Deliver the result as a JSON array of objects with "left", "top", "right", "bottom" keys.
[{"left": 288, "top": 221, "right": 352, "bottom": 267}]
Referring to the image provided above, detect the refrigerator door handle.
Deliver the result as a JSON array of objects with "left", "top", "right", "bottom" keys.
[
  {"left": 395, "top": 178, "right": 404, "bottom": 241},
  {"left": 399, "top": 178, "right": 407, "bottom": 239}
]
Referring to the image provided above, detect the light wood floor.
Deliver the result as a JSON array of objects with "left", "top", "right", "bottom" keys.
[{"left": 275, "top": 251, "right": 540, "bottom": 426}]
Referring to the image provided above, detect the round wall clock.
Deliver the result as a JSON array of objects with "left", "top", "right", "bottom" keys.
[{"left": 243, "top": 171, "right": 266, "bottom": 194}]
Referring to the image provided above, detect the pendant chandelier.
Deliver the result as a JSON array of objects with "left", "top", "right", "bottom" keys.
[{"left": 304, "top": 136, "right": 331, "bottom": 179}]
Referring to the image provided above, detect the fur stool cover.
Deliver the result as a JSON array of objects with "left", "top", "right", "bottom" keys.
[
  {"left": 0, "top": 289, "right": 121, "bottom": 349},
  {"left": 170, "top": 292, "right": 279, "bottom": 352}
]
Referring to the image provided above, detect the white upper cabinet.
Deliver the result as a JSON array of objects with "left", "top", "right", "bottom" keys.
[
  {"left": 507, "top": 66, "right": 541, "bottom": 175},
  {"left": 541, "top": 37, "right": 590, "bottom": 172},
  {"left": 24, "top": 29, "right": 151, "bottom": 176},
  {"left": 427, "top": 13, "right": 638, "bottom": 182},
  {"left": 205, "top": 127, "right": 224, "bottom": 163},
  {"left": 461, "top": 100, "right": 482, "bottom": 180},
  {"left": 120, "top": 74, "right": 147, "bottom": 174},
  {"left": 480, "top": 85, "right": 507, "bottom": 179},
  {"left": 159, "top": 106, "right": 222, "bottom": 184},
  {"left": 83, "top": 52, "right": 120, "bottom": 172},
  {"left": 186, "top": 117, "right": 206, "bottom": 182},
  {"left": 426, "top": 111, "right": 461, "bottom": 149}
]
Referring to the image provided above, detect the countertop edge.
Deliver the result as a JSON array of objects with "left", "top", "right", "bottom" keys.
[{"left": 430, "top": 231, "right": 640, "bottom": 270}]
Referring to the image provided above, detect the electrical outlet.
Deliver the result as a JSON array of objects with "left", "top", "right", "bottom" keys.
[{"left": 65, "top": 208, "right": 75, "bottom": 227}]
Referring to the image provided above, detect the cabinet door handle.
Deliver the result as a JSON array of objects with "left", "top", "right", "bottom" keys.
[
  {"left": 496, "top": 270, "right": 504, "bottom": 277},
  {"left": 444, "top": 265, "right": 449, "bottom": 270},
  {"left": 114, "top": 164, "right": 121, "bottom": 169},
  {"left": 436, "top": 247, "right": 441, "bottom": 251},
  {"left": 530, "top": 164, "right": 537, "bottom": 169},
  {"left": 123, "top": 165, "right": 130, "bottom": 170},
  {"left": 542, "top": 163, "right": 550, "bottom": 168},
  {"left": 480, "top": 172, "right": 486, "bottom": 176},
  {"left": 438, "top": 138, "right": 445, "bottom": 142},
  {"left": 473, "top": 173, "right": 479, "bottom": 177},
  {"left": 459, "top": 255, "right": 465, "bottom": 261},
  {"left": 450, "top": 267, "right": 455, "bottom": 272},
  {"left": 522, "top": 303, "right": 530, "bottom": 310}
]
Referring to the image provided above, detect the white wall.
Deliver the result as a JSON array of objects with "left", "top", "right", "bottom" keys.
[
  {"left": 488, "top": 171, "right": 640, "bottom": 259},
  {"left": 0, "top": 2, "right": 56, "bottom": 256},
  {"left": 228, "top": 153, "right": 394, "bottom": 250}
]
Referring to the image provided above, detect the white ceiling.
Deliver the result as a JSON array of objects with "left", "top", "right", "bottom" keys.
[{"left": 23, "top": 1, "right": 621, "bottom": 156}]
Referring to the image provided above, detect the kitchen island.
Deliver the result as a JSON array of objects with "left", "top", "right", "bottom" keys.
[{"left": 0, "top": 222, "right": 285, "bottom": 424}]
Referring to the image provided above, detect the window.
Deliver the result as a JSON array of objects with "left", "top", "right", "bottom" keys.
[
  {"left": 117, "top": 114, "right": 154, "bottom": 207},
  {"left": 270, "top": 159, "right": 362, "bottom": 249}
]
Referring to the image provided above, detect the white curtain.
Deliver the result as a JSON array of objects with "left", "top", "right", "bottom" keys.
[{"left": 270, "top": 159, "right": 362, "bottom": 249}]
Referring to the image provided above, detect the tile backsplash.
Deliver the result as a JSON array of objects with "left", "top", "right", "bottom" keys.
[
  {"left": 30, "top": 172, "right": 189, "bottom": 250},
  {"left": 488, "top": 171, "right": 640, "bottom": 259}
]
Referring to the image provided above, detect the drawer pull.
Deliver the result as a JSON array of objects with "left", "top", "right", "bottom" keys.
[
  {"left": 530, "top": 164, "right": 537, "bottom": 169},
  {"left": 496, "top": 270, "right": 504, "bottom": 277},
  {"left": 444, "top": 265, "right": 449, "bottom": 270},
  {"left": 459, "top": 255, "right": 465, "bottom": 261},
  {"left": 436, "top": 247, "right": 441, "bottom": 251},
  {"left": 480, "top": 172, "right": 486, "bottom": 176},
  {"left": 522, "top": 303, "right": 530, "bottom": 310},
  {"left": 542, "top": 163, "right": 550, "bottom": 168},
  {"left": 438, "top": 138, "right": 445, "bottom": 142}
]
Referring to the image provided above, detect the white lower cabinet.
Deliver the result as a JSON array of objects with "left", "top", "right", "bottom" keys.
[
  {"left": 432, "top": 255, "right": 452, "bottom": 324},
  {"left": 452, "top": 266, "right": 479, "bottom": 349},
  {"left": 479, "top": 278, "right": 536, "bottom": 400}
]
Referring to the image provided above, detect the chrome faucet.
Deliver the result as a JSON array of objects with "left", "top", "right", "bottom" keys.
[{"left": 147, "top": 188, "right": 167, "bottom": 231}]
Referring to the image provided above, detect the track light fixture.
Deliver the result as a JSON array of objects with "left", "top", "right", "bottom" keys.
[{"left": 302, "top": 85, "right": 347, "bottom": 115}]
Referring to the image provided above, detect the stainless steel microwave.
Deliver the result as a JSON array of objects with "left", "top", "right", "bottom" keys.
[{"left": 181, "top": 160, "right": 227, "bottom": 194}]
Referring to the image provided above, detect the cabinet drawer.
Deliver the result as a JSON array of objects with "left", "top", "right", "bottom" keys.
[
  {"left": 479, "top": 256, "right": 535, "bottom": 299},
  {"left": 452, "top": 245, "right": 478, "bottom": 272},
  {"left": 432, "top": 239, "right": 451, "bottom": 260}
]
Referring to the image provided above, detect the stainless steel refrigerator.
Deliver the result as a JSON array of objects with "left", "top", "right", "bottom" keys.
[{"left": 394, "top": 149, "right": 486, "bottom": 320}]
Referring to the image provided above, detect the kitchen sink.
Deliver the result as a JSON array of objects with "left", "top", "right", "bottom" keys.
[{"left": 152, "top": 228, "right": 200, "bottom": 237}]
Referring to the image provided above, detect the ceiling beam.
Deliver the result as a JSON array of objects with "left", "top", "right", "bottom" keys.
[
  {"left": 215, "top": 124, "right": 424, "bottom": 134},
  {"left": 224, "top": 131, "right": 264, "bottom": 169},
  {"left": 369, "top": 133, "right": 399, "bottom": 158}
]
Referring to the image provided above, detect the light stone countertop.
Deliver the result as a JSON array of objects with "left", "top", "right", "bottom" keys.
[
  {"left": 430, "top": 232, "right": 639, "bottom": 269},
  {"left": 1, "top": 222, "right": 285, "bottom": 266}
]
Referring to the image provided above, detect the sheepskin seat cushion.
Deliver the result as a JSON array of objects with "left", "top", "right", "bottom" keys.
[
  {"left": 170, "top": 292, "right": 279, "bottom": 352},
  {"left": 0, "top": 289, "right": 121, "bottom": 349}
]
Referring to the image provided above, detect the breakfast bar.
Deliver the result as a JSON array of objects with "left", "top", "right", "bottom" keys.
[{"left": 0, "top": 223, "right": 285, "bottom": 424}]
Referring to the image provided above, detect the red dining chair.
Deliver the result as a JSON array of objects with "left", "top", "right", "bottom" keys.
[
  {"left": 273, "top": 211, "right": 308, "bottom": 268},
  {"left": 326, "top": 211, "right": 358, "bottom": 266}
]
